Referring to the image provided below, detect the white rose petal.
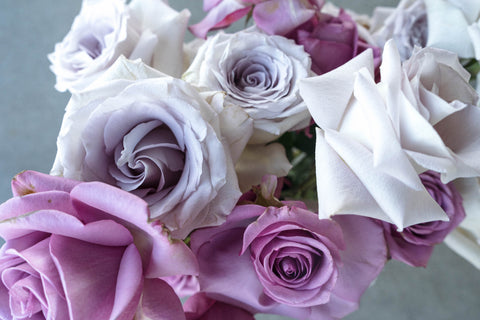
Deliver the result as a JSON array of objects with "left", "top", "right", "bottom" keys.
[{"left": 300, "top": 40, "right": 480, "bottom": 229}]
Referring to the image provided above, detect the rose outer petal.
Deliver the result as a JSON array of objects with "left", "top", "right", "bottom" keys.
[
  {"left": 70, "top": 182, "right": 198, "bottom": 278},
  {"left": 49, "top": 235, "right": 131, "bottom": 319},
  {"left": 137, "top": 278, "right": 186, "bottom": 320},
  {"left": 11, "top": 171, "right": 81, "bottom": 197}
]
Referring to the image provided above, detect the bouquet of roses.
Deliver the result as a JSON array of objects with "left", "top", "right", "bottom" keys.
[{"left": 1, "top": 0, "right": 479, "bottom": 319}]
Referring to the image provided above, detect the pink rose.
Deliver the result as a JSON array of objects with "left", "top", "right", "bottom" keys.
[
  {"left": 285, "top": 10, "right": 382, "bottom": 75},
  {"left": 0, "top": 171, "right": 197, "bottom": 319},
  {"left": 380, "top": 171, "right": 466, "bottom": 267},
  {"left": 190, "top": 0, "right": 322, "bottom": 39},
  {"left": 184, "top": 292, "right": 254, "bottom": 320},
  {"left": 190, "top": 203, "right": 387, "bottom": 319}
]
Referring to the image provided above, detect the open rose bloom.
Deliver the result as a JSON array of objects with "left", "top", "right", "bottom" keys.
[
  {"left": 49, "top": 0, "right": 191, "bottom": 92},
  {"left": 300, "top": 40, "right": 480, "bottom": 230},
  {"left": 0, "top": 171, "right": 197, "bottom": 319},
  {"left": 51, "top": 57, "right": 251, "bottom": 239},
  {"left": 190, "top": 201, "right": 387, "bottom": 320}
]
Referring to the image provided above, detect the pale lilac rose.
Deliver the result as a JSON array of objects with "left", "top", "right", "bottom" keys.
[
  {"left": 184, "top": 292, "right": 255, "bottom": 320},
  {"left": 49, "top": 0, "right": 190, "bottom": 92},
  {"left": 0, "top": 170, "right": 196, "bottom": 320},
  {"left": 370, "top": 0, "right": 428, "bottom": 60},
  {"left": 380, "top": 171, "right": 465, "bottom": 267},
  {"left": 445, "top": 178, "right": 480, "bottom": 269},
  {"left": 51, "top": 57, "right": 250, "bottom": 239},
  {"left": 371, "top": 0, "right": 480, "bottom": 59},
  {"left": 285, "top": 7, "right": 382, "bottom": 75},
  {"left": 300, "top": 40, "right": 480, "bottom": 230},
  {"left": 190, "top": 204, "right": 387, "bottom": 319},
  {"left": 189, "top": 0, "right": 322, "bottom": 39},
  {"left": 183, "top": 29, "right": 312, "bottom": 143}
]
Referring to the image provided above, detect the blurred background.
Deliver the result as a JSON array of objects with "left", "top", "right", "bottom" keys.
[{"left": 0, "top": 1, "right": 479, "bottom": 319}]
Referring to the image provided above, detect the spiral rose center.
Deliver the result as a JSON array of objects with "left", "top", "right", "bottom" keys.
[
  {"left": 408, "top": 13, "right": 428, "bottom": 49},
  {"left": 278, "top": 257, "right": 301, "bottom": 279},
  {"left": 76, "top": 23, "right": 114, "bottom": 60},
  {"left": 110, "top": 120, "right": 185, "bottom": 200}
]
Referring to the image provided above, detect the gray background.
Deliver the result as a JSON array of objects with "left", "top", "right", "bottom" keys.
[{"left": 0, "top": 1, "right": 479, "bottom": 319}]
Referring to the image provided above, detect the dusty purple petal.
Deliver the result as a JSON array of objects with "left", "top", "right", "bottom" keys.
[
  {"left": 242, "top": 206, "right": 344, "bottom": 253},
  {"left": 0, "top": 209, "right": 133, "bottom": 247},
  {"left": 383, "top": 226, "right": 434, "bottom": 267},
  {"left": 3, "top": 238, "right": 64, "bottom": 299},
  {"left": 331, "top": 215, "right": 387, "bottom": 303},
  {"left": 11, "top": 171, "right": 80, "bottom": 197},
  {"left": 162, "top": 275, "right": 200, "bottom": 298},
  {"left": 49, "top": 235, "right": 128, "bottom": 319},
  {"left": 0, "top": 191, "right": 78, "bottom": 225},
  {"left": 9, "top": 274, "right": 45, "bottom": 318},
  {"left": 109, "top": 244, "right": 143, "bottom": 320},
  {"left": 184, "top": 292, "right": 255, "bottom": 320},
  {"left": 136, "top": 278, "right": 185, "bottom": 320},
  {"left": 70, "top": 182, "right": 198, "bottom": 278}
]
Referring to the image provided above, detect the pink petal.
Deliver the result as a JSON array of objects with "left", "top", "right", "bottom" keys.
[
  {"left": 189, "top": 1, "right": 251, "bottom": 38},
  {"left": 109, "top": 244, "right": 143, "bottom": 320},
  {"left": 11, "top": 171, "right": 80, "bottom": 197},
  {"left": 0, "top": 209, "right": 133, "bottom": 247},
  {"left": 49, "top": 235, "right": 129, "bottom": 320},
  {"left": 242, "top": 206, "right": 344, "bottom": 254},
  {"left": 331, "top": 215, "right": 387, "bottom": 302},
  {"left": 70, "top": 182, "right": 198, "bottom": 278},
  {"left": 0, "top": 191, "right": 78, "bottom": 226},
  {"left": 136, "top": 278, "right": 185, "bottom": 320}
]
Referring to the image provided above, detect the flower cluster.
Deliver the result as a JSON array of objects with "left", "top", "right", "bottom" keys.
[{"left": 2, "top": 0, "right": 480, "bottom": 319}]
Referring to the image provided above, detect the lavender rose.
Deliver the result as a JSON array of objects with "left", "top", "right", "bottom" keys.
[
  {"left": 381, "top": 171, "right": 466, "bottom": 267},
  {"left": 184, "top": 29, "right": 312, "bottom": 143},
  {"left": 51, "top": 57, "right": 249, "bottom": 239},
  {"left": 0, "top": 171, "right": 197, "bottom": 319},
  {"left": 190, "top": 203, "right": 387, "bottom": 319},
  {"left": 49, "top": 0, "right": 190, "bottom": 92}
]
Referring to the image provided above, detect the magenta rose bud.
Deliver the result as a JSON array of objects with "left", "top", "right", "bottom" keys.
[
  {"left": 381, "top": 171, "right": 466, "bottom": 267},
  {"left": 191, "top": 204, "right": 387, "bottom": 319},
  {"left": 286, "top": 10, "right": 382, "bottom": 75},
  {"left": 0, "top": 171, "right": 197, "bottom": 319}
]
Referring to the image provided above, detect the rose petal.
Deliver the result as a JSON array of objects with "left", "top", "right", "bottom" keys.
[{"left": 136, "top": 278, "right": 185, "bottom": 320}]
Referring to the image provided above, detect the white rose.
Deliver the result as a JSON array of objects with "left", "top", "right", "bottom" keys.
[
  {"left": 51, "top": 56, "right": 252, "bottom": 239},
  {"left": 299, "top": 40, "right": 480, "bottom": 230},
  {"left": 183, "top": 29, "right": 312, "bottom": 144},
  {"left": 49, "top": 0, "right": 190, "bottom": 92}
]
